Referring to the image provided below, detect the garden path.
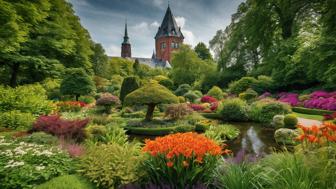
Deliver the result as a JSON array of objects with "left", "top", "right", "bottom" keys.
[{"left": 297, "top": 117, "right": 322, "bottom": 127}]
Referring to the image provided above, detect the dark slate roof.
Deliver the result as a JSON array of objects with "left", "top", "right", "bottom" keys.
[{"left": 155, "top": 6, "right": 184, "bottom": 39}]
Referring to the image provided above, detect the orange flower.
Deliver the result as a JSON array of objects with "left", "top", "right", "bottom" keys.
[
  {"left": 223, "top": 149, "right": 232, "bottom": 154},
  {"left": 310, "top": 125, "right": 320, "bottom": 134},
  {"left": 307, "top": 135, "right": 318, "bottom": 143},
  {"left": 167, "top": 161, "right": 174, "bottom": 167},
  {"left": 143, "top": 132, "right": 224, "bottom": 161},
  {"left": 295, "top": 134, "right": 306, "bottom": 141},
  {"left": 182, "top": 161, "right": 189, "bottom": 167}
]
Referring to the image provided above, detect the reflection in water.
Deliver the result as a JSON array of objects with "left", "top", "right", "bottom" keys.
[{"left": 227, "top": 122, "right": 279, "bottom": 158}]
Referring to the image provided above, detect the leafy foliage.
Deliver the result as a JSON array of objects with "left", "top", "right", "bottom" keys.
[
  {"left": 60, "top": 68, "right": 95, "bottom": 100},
  {"left": 0, "top": 137, "right": 74, "bottom": 189},
  {"left": 79, "top": 143, "right": 143, "bottom": 189},
  {"left": 120, "top": 76, "right": 140, "bottom": 104},
  {"left": 164, "top": 103, "right": 193, "bottom": 120},
  {"left": 35, "top": 175, "right": 95, "bottom": 189},
  {"left": 207, "top": 86, "right": 223, "bottom": 100},
  {"left": 218, "top": 98, "right": 249, "bottom": 122},
  {"left": 283, "top": 114, "right": 298, "bottom": 129},
  {"left": 32, "top": 115, "right": 90, "bottom": 142},
  {"left": 194, "top": 42, "right": 213, "bottom": 60},
  {"left": 125, "top": 82, "right": 178, "bottom": 121},
  {"left": 249, "top": 99, "right": 292, "bottom": 124},
  {"left": 0, "top": 110, "right": 35, "bottom": 130}
]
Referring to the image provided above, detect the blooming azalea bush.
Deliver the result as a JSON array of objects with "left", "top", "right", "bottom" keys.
[
  {"left": 278, "top": 92, "right": 299, "bottom": 106},
  {"left": 96, "top": 93, "right": 120, "bottom": 113},
  {"left": 56, "top": 101, "right": 87, "bottom": 112},
  {"left": 142, "top": 132, "right": 230, "bottom": 187},
  {"left": 0, "top": 136, "right": 74, "bottom": 189}
]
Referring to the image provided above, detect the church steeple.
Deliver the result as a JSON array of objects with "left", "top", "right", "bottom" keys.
[
  {"left": 123, "top": 20, "right": 130, "bottom": 44},
  {"left": 121, "top": 19, "right": 131, "bottom": 58}
]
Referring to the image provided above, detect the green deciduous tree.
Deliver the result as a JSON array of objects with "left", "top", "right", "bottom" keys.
[
  {"left": 194, "top": 42, "right": 213, "bottom": 61},
  {"left": 60, "top": 68, "right": 95, "bottom": 101}
]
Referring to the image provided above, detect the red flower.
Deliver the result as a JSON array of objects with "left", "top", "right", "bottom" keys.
[{"left": 167, "top": 161, "right": 174, "bottom": 167}]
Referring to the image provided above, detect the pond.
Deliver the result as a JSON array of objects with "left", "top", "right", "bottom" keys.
[
  {"left": 226, "top": 122, "right": 280, "bottom": 158},
  {"left": 129, "top": 122, "right": 280, "bottom": 158}
]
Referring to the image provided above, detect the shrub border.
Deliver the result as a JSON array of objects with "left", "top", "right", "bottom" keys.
[
  {"left": 292, "top": 107, "right": 335, "bottom": 115},
  {"left": 124, "top": 126, "right": 178, "bottom": 136}
]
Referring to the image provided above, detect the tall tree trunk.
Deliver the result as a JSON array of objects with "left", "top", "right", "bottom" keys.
[
  {"left": 145, "top": 103, "right": 156, "bottom": 121},
  {"left": 75, "top": 94, "right": 80, "bottom": 101},
  {"left": 10, "top": 63, "right": 20, "bottom": 87},
  {"left": 281, "top": 18, "right": 294, "bottom": 39}
]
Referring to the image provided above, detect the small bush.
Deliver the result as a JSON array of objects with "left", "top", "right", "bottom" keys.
[
  {"left": 174, "top": 84, "right": 191, "bottom": 96},
  {"left": 205, "top": 125, "right": 240, "bottom": 144},
  {"left": 35, "top": 175, "right": 95, "bottom": 189},
  {"left": 0, "top": 110, "right": 35, "bottom": 130},
  {"left": 96, "top": 93, "right": 120, "bottom": 113},
  {"left": 271, "top": 115, "right": 285, "bottom": 128},
  {"left": 178, "top": 96, "right": 186, "bottom": 103},
  {"left": 18, "top": 132, "right": 58, "bottom": 145},
  {"left": 229, "top": 77, "right": 257, "bottom": 95},
  {"left": 33, "top": 115, "right": 89, "bottom": 142},
  {"left": 79, "top": 143, "right": 143, "bottom": 188},
  {"left": 274, "top": 128, "right": 299, "bottom": 145},
  {"left": 78, "top": 96, "right": 95, "bottom": 104},
  {"left": 239, "top": 88, "right": 258, "bottom": 102},
  {"left": 90, "top": 115, "right": 113, "bottom": 125},
  {"left": 218, "top": 98, "right": 249, "bottom": 121},
  {"left": 183, "top": 91, "right": 199, "bottom": 102},
  {"left": 201, "top": 95, "right": 217, "bottom": 103},
  {"left": 283, "top": 114, "right": 298, "bottom": 129},
  {"left": 158, "top": 78, "right": 174, "bottom": 90},
  {"left": 207, "top": 86, "right": 223, "bottom": 100},
  {"left": 249, "top": 99, "right": 291, "bottom": 124},
  {"left": 165, "top": 103, "right": 193, "bottom": 120}
]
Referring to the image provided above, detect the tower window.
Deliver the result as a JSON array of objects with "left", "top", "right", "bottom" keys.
[
  {"left": 161, "top": 42, "right": 166, "bottom": 49},
  {"left": 171, "top": 42, "right": 179, "bottom": 48}
]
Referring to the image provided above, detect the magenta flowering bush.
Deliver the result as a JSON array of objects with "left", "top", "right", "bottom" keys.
[
  {"left": 278, "top": 92, "right": 299, "bottom": 106},
  {"left": 258, "top": 92, "right": 272, "bottom": 99},
  {"left": 303, "top": 97, "right": 336, "bottom": 111}
]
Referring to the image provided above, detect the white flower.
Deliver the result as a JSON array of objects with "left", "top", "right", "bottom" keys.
[{"left": 35, "top": 165, "right": 46, "bottom": 171}]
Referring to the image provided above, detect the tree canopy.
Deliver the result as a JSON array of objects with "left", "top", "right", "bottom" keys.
[
  {"left": 210, "top": 0, "right": 335, "bottom": 90},
  {"left": 125, "top": 82, "right": 178, "bottom": 121}
]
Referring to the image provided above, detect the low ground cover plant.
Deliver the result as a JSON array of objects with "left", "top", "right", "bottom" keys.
[{"left": 0, "top": 137, "right": 74, "bottom": 189}]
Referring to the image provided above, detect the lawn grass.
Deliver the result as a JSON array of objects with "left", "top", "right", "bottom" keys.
[{"left": 293, "top": 112, "right": 324, "bottom": 121}]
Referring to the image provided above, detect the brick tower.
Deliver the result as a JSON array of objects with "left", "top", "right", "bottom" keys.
[
  {"left": 121, "top": 21, "right": 131, "bottom": 58},
  {"left": 155, "top": 5, "right": 184, "bottom": 62}
]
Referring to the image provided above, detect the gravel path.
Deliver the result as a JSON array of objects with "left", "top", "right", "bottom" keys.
[{"left": 297, "top": 117, "right": 322, "bottom": 127}]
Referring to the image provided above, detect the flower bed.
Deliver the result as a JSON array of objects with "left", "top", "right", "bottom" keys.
[
  {"left": 142, "top": 132, "right": 230, "bottom": 187},
  {"left": 56, "top": 101, "right": 87, "bottom": 112}
]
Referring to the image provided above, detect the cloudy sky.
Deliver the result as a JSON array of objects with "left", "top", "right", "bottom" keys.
[{"left": 69, "top": 0, "right": 243, "bottom": 57}]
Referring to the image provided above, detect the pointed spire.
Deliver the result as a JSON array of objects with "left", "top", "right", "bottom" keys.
[
  {"left": 123, "top": 18, "right": 130, "bottom": 44},
  {"left": 155, "top": 5, "right": 184, "bottom": 39},
  {"left": 151, "top": 50, "right": 156, "bottom": 59}
]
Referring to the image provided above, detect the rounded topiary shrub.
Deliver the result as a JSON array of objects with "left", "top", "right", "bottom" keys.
[
  {"left": 218, "top": 98, "right": 249, "bottom": 121},
  {"left": 207, "top": 86, "right": 223, "bottom": 100},
  {"left": 272, "top": 115, "right": 285, "bottom": 129},
  {"left": 228, "top": 77, "right": 257, "bottom": 95},
  {"left": 249, "top": 99, "right": 292, "bottom": 124},
  {"left": 274, "top": 128, "right": 300, "bottom": 145},
  {"left": 284, "top": 114, "right": 298, "bottom": 129},
  {"left": 158, "top": 78, "right": 174, "bottom": 90},
  {"left": 239, "top": 88, "right": 258, "bottom": 102}
]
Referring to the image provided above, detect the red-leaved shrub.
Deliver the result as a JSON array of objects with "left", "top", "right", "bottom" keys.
[{"left": 33, "top": 115, "right": 89, "bottom": 142}]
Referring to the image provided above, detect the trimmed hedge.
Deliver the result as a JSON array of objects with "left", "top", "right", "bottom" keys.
[
  {"left": 200, "top": 113, "right": 221, "bottom": 119},
  {"left": 292, "top": 107, "right": 335, "bottom": 115}
]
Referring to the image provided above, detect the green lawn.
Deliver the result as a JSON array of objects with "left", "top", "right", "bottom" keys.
[{"left": 293, "top": 112, "right": 324, "bottom": 121}]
